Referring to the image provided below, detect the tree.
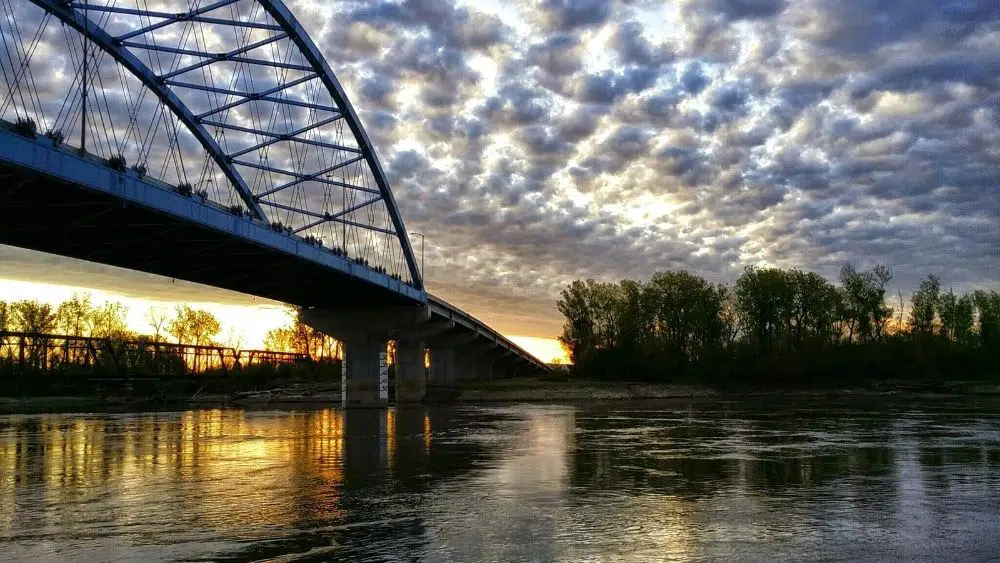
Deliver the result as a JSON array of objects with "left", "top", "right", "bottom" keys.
[
  {"left": 557, "top": 280, "right": 596, "bottom": 366},
  {"left": 262, "top": 308, "right": 338, "bottom": 359},
  {"left": 264, "top": 325, "right": 297, "bottom": 353},
  {"left": 647, "top": 271, "right": 726, "bottom": 368},
  {"left": 736, "top": 266, "right": 794, "bottom": 354},
  {"left": 954, "top": 293, "right": 975, "bottom": 345},
  {"left": 934, "top": 288, "right": 974, "bottom": 344},
  {"left": 840, "top": 264, "right": 893, "bottom": 343},
  {"left": 938, "top": 289, "right": 957, "bottom": 339},
  {"left": 90, "top": 302, "right": 131, "bottom": 339},
  {"left": 0, "top": 300, "right": 9, "bottom": 332},
  {"left": 788, "top": 270, "right": 840, "bottom": 347},
  {"left": 167, "top": 305, "right": 221, "bottom": 345},
  {"left": 973, "top": 290, "right": 1000, "bottom": 346},
  {"left": 10, "top": 300, "right": 56, "bottom": 334},
  {"left": 146, "top": 307, "right": 169, "bottom": 342},
  {"left": 554, "top": 267, "right": 995, "bottom": 384},
  {"left": 53, "top": 293, "right": 94, "bottom": 337},
  {"left": 909, "top": 274, "right": 941, "bottom": 337}
]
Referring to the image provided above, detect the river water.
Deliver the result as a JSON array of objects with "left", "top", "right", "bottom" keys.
[{"left": 1, "top": 397, "right": 999, "bottom": 562}]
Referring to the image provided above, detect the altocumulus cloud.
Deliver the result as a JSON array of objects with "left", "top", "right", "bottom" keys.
[
  {"left": 4, "top": 0, "right": 1000, "bottom": 339},
  {"left": 303, "top": 0, "right": 999, "bottom": 329}
]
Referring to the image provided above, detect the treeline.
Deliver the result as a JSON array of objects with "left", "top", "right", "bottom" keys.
[
  {"left": 0, "top": 294, "right": 222, "bottom": 346},
  {"left": 558, "top": 265, "right": 1000, "bottom": 386},
  {"left": 264, "top": 310, "right": 340, "bottom": 361},
  {"left": 262, "top": 309, "right": 399, "bottom": 364}
]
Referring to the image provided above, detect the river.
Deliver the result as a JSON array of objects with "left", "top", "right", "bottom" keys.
[{"left": 1, "top": 396, "right": 999, "bottom": 561}]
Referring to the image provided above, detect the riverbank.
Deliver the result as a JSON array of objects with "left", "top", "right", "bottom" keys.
[{"left": 3, "top": 377, "right": 1000, "bottom": 413}]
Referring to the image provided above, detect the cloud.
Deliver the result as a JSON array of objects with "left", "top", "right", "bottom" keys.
[
  {"left": 532, "top": 0, "right": 612, "bottom": 31},
  {"left": 3, "top": 0, "right": 1000, "bottom": 341}
]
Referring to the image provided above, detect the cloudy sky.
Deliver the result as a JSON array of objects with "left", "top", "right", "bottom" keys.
[{"left": 2, "top": 0, "right": 999, "bottom": 360}]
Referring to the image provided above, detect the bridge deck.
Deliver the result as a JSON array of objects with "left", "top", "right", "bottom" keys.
[{"left": 0, "top": 128, "right": 421, "bottom": 308}]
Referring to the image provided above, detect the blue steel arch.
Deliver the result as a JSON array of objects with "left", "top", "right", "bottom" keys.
[{"left": 27, "top": 0, "right": 424, "bottom": 290}]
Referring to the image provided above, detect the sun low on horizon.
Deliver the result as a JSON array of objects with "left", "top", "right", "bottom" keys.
[{"left": 0, "top": 266, "right": 570, "bottom": 364}]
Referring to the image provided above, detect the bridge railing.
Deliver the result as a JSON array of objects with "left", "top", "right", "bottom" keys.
[{"left": 0, "top": 331, "right": 309, "bottom": 377}]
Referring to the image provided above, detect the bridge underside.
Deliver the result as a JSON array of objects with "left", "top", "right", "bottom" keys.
[{"left": 0, "top": 164, "right": 416, "bottom": 309}]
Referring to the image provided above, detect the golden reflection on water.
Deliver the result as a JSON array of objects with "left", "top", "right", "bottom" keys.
[
  {"left": 423, "top": 413, "right": 432, "bottom": 453},
  {"left": 386, "top": 408, "right": 396, "bottom": 470},
  {"left": 1, "top": 402, "right": 998, "bottom": 562},
  {"left": 0, "top": 409, "right": 364, "bottom": 538}
]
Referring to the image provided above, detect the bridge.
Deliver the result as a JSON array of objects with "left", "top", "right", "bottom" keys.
[{"left": 0, "top": 0, "right": 550, "bottom": 405}]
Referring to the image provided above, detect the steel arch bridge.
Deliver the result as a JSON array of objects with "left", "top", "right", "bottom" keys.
[
  {"left": 2, "top": 0, "right": 420, "bottom": 289},
  {"left": 0, "top": 0, "right": 551, "bottom": 376}
]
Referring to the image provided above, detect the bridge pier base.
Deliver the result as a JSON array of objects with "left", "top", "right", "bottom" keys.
[
  {"left": 342, "top": 334, "right": 388, "bottom": 407},
  {"left": 429, "top": 348, "right": 456, "bottom": 382},
  {"left": 455, "top": 353, "right": 477, "bottom": 380},
  {"left": 475, "top": 357, "right": 493, "bottom": 380},
  {"left": 395, "top": 339, "right": 426, "bottom": 403}
]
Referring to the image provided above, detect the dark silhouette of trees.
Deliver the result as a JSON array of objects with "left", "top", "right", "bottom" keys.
[
  {"left": 973, "top": 290, "right": 1000, "bottom": 346},
  {"left": 839, "top": 264, "right": 893, "bottom": 343},
  {"left": 558, "top": 265, "right": 999, "bottom": 386},
  {"left": 909, "top": 274, "right": 941, "bottom": 337}
]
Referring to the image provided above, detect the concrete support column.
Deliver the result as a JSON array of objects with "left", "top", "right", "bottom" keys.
[
  {"left": 429, "top": 348, "right": 455, "bottom": 382},
  {"left": 455, "top": 353, "right": 477, "bottom": 380},
  {"left": 342, "top": 334, "right": 388, "bottom": 407},
  {"left": 492, "top": 357, "right": 516, "bottom": 379},
  {"left": 395, "top": 339, "right": 426, "bottom": 403},
  {"left": 474, "top": 357, "right": 493, "bottom": 380}
]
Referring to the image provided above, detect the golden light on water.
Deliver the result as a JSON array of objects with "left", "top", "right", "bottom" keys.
[
  {"left": 386, "top": 409, "right": 396, "bottom": 470},
  {"left": 423, "top": 414, "right": 432, "bottom": 454},
  {"left": 0, "top": 409, "right": 364, "bottom": 536}
]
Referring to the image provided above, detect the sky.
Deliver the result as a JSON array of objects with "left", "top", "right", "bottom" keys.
[{"left": 2, "top": 0, "right": 1000, "bottom": 363}]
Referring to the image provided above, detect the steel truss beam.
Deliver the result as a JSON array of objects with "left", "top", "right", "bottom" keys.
[
  {"left": 202, "top": 116, "right": 355, "bottom": 155},
  {"left": 232, "top": 158, "right": 374, "bottom": 195},
  {"left": 31, "top": 0, "right": 266, "bottom": 220},
  {"left": 256, "top": 155, "right": 365, "bottom": 196},
  {"left": 258, "top": 200, "right": 395, "bottom": 235},
  {"left": 257, "top": 0, "right": 423, "bottom": 289},
  {"left": 29, "top": 0, "right": 423, "bottom": 290},
  {"left": 159, "top": 34, "right": 295, "bottom": 80}
]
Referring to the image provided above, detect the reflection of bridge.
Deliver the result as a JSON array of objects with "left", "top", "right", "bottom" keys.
[{"left": 0, "top": 0, "right": 549, "bottom": 404}]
